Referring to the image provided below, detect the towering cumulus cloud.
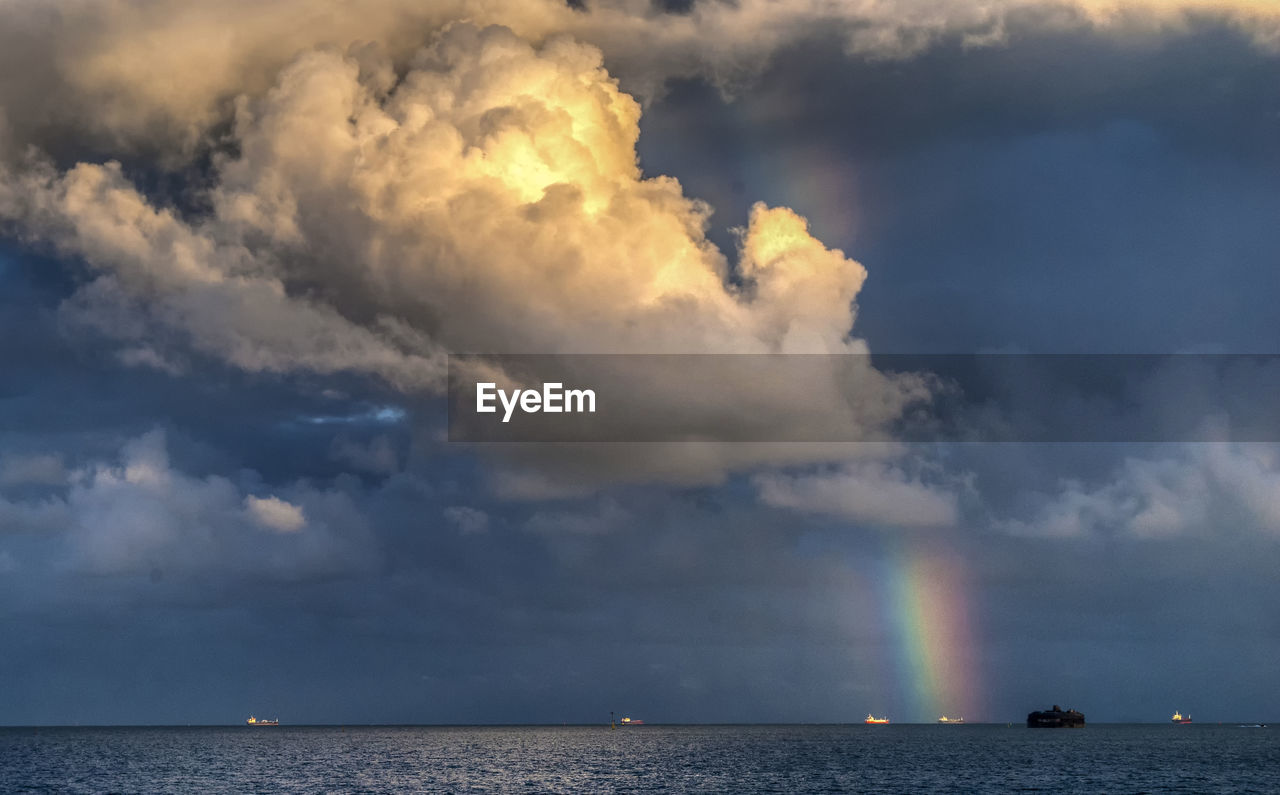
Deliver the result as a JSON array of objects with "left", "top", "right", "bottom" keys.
[
  {"left": 1, "top": 22, "right": 872, "bottom": 369},
  {"left": 1, "top": 15, "right": 927, "bottom": 490}
]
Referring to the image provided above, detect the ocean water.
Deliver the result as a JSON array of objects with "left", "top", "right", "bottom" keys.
[{"left": 2, "top": 723, "right": 1277, "bottom": 793}]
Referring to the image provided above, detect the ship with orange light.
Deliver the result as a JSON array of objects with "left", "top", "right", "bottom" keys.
[
  {"left": 865, "top": 714, "right": 890, "bottom": 724},
  {"left": 1171, "top": 711, "right": 1191, "bottom": 724},
  {"left": 619, "top": 717, "right": 644, "bottom": 726},
  {"left": 245, "top": 716, "right": 279, "bottom": 726}
]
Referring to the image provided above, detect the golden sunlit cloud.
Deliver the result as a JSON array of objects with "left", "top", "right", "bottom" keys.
[{"left": 0, "top": 17, "right": 922, "bottom": 491}]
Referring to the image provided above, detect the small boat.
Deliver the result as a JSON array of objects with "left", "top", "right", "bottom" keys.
[
  {"left": 865, "top": 714, "right": 890, "bottom": 724},
  {"left": 937, "top": 715, "right": 965, "bottom": 724},
  {"left": 1171, "top": 711, "right": 1191, "bottom": 724},
  {"left": 246, "top": 716, "right": 279, "bottom": 726}
]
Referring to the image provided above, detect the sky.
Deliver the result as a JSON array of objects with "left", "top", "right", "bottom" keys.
[{"left": 1, "top": 0, "right": 1280, "bottom": 725}]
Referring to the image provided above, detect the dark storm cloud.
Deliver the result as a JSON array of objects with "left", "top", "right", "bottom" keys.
[
  {"left": 638, "top": 23, "right": 1280, "bottom": 354},
  {"left": 644, "top": 21, "right": 1280, "bottom": 161}
]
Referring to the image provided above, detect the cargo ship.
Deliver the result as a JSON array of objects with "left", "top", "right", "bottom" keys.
[
  {"left": 937, "top": 716, "right": 965, "bottom": 724},
  {"left": 245, "top": 716, "right": 279, "bottom": 726},
  {"left": 865, "top": 714, "right": 890, "bottom": 724},
  {"left": 619, "top": 717, "right": 644, "bottom": 725},
  {"left": 1026, "top": 705, "right": 1084, "bottom": 728},
  {"left": 1171, "top": 711, "right": 1191, "bottom": 724}
]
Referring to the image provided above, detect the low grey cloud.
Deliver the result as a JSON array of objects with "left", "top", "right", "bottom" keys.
[
  {"left": 755, "top": 459, "right": 965, "bottom": 528},
  {"left": 444, "top": 505, "right": 490, "bottom": 535},
  {"left": 999, "top": 443, "right": 1280, "bottom": 539},
  {"left": 525, "top": 498, "right": 631, "bottom": 536},
  {"left": 1, "top": 428, "right": 378, "bottom": 581},
  {"left": 0, "top": 452, "right": 66, "bottom": 487},
  {"left": 331, "top": 434, "right": 401, "bottom": 476}
]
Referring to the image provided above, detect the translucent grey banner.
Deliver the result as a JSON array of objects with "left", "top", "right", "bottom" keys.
[{"left": 447, "top": 354, "right": 1280, "bottom": 443}]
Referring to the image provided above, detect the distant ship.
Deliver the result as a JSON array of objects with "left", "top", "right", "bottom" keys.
[
  {"left": 1027, "top": 705, "right": 1085, "bottom": 728},
  {"left": 245, "top": 716, "right": 279, "bottom": 726},
  {"left": 937, "top": 716, "right": 965, "bottom": 724},
  {"left": 619, "top": 717, "right": 644, "bottom": 725},
  {"left": 1171, "top": 711, "right": 1191, "bottom": 724},
  {"left": 865, "top": 714, "right": 890, "bottom": 724}
]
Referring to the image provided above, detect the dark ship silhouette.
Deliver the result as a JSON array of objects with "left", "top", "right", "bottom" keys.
[{"left": 1027, "top": 705, "right": 1085, "bottom": 728}]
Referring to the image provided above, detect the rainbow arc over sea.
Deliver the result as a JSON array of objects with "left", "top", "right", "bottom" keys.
[
  {"left": 857, "top": 537, "right": 983, "bottom": 722},
  {"left": 739, "top": 133, "right": 984, "bottom": 722}
]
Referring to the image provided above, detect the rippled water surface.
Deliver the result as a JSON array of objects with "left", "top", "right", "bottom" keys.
[{"left": 3, "top": 723, "right": 1277, "bottom": 793}]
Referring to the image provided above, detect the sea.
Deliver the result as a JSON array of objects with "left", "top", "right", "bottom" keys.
[{"left": 2, "top": 723, "right": 1276, "bottom": 793}]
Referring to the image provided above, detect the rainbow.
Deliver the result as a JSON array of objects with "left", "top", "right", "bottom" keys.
[
  {"left": 873, "top": 539, "right": 982, "bottom": 722},
  {"left": 724, "top": 125, "right": 981, "bottom": 721}
]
